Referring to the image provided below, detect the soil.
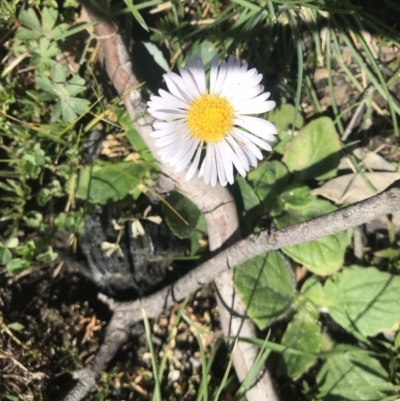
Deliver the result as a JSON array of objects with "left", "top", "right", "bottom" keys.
[{"left": 0, "top": 263, "right": 232, "bottom": 400}]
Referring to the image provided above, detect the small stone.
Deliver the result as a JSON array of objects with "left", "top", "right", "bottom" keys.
[{"left": 168, "top": 369, "right": 180, "bottom": 383}]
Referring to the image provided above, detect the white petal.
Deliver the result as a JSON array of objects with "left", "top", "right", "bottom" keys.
[
  {"left": 159, "top": 133, "right": 191, "bottom": 161},
  {"left": 234, "top": 116, "right": 277, "bottom": 140},
  {"left": 230, "top": 132, "right": 259, "bottom": 166},
  {"left": 235, "top": 128, "right": 273, "bottom": 151},
  {"left": 154, "top": 131, "right": 181, "bottom": 147},
  {"left": 232, "top": 128, "right": 263, "bottom": 163},
  {"left": 187, "top": 56, "right": 207, "bottom": 95},
  {"left": 186, "top": 143, "right": 203, "bottom": 181},
  {"left": 214, "top": 143, "right": 228, "bottom": 186},
  {"left": 209, "top": 56, "right": 219, "bottom": 93},
  {"left": 218, "top": 57, "right": 243, "bottom": 98},
  {"left": 153, "top": 121, "right": 183, "bottom": 132},
  {"left": 201, "top": 145, "right": 213, "bottom": 184},
  {"left": 225, "top": 135, "right": 250, "bottom": 172},
  {"left": 150, "top": 121, "right": 185, "bottom": 137},
  {"left": 213, "top": 59, "right": 228, "bottom": 95},
  {"left": 164, "top": 73, "right": 191, "bottom": 102},
  {"left": 175, "top": 139, "right": 200, "bottom": 172},
  {"left": 158, "top": 89, "right": 189, "bottom": 109},
  {"left": 223, "top": 56, "right": 241, "bottom": 86},
  {"left": 217, "top": 141, "right": 234, "bottom": 184},
  {"left": 169, "top": 138, "right": 198, "bottom": 166},
  {"left": 229, "top": 84, "right": 264, "bottom": 103},
  {"left": 148, "top": 109, "right": 186, "bottom": 121},
  {"left": 244, "top": 68, "right": 260, "bottom": 83},
  {"left": 210, "top": 144, "right": 218, "bottom": 187},
  {"left": 239, "top": 63, "right": 249, "bottom": 75},
  {"left": 179, "top": 68, "right": 202, "bottom": 99},
  {"left": 235, "top": 99, "right": 276, "bottom": 115},
  {"left": 198, "top": 153, "right": 206, "bottom": 177}
]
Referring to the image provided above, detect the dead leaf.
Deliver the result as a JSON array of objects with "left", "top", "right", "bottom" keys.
[
  {"left": 339, "top": 148, "right": 396, "bottom": 172},
  {"left": 312, "top": 172, "right": 400, "bottom": 231},
  {"left": 312, "top": 172, "right": 400, "bottom": 203}
]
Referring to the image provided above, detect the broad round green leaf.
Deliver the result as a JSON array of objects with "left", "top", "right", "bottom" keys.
[
  {"left": 247, "top": 160, "right": 288, "bottom": 216},
  {"left": 283, "top": 117, "right": 341, "bottom": 182},
  {"left": 268, "top": 103, "right": 304, "bottom": 133},
  {"left": 281, "top": 307, "right": 322, "bottom": 377},
  {"left": 236, "top": 175, "right": 260, "bottom": 215},
  {"left": 234, "top": 251, "right": 295, "bottom": 330},
  {"left": 317, "top": 348, "right": 394, "bottom": 401},
  {"left": 301, "top": 276, "right": 325, "bottom": 307},
  {"left": 162, "top": 192, "right": 201, "bottom": 239},
  {"left": 280, "top": 184, "right": 317, "bottom": 210},
  {"left": 75, "top": 161, "right": 154, "bottom": 204},
  {"left": 323, "top": 267, "right": 400, "bottom": 337},
  {"left": 275, "top": 199, "right": 349, "bottom": 275}
]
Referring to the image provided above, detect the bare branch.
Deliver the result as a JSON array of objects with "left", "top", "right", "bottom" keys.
[{"left": 63, "top": 171, "right": 400, "bottom": 401}]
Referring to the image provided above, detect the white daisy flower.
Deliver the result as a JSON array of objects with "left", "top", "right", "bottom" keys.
[{"left": 147, "top": 55, "right": 277, "bottom": 187}]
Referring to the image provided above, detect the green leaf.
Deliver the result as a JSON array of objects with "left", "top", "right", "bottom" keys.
[
  {"left": 36, "top": 247, "right": 58, "bottom": 263},
  {"left": 123, "top": 0, "right": 148, "bottom": 31},
  {"left": 6, "top": 258, "right": 31, "bottom": 275},
  {"left": 8, "top": 322, "right": 24, "bottom": 331},
  {"left": 283, "top": 117, "right": 341, "bottom": 182},
  {"left": 236, "top": 175, "right": 260, "bottom": 218},
  {"left": 0, "top": 247, "right": 12, "bottom": 265},
  {"left": 323, "top": 267, "right": 400, "bottom": 337},
  {"left": 189, "top": 213, "right": 207, "bottom": 255},
  {"left": 280, "top": 184, "right": 316, "bottom": 210},
  {"left": 52, "top": 63, "right": 66, "bottom": 83},
  {"left": 374, "top": 247, "right": 400, "bottom": 259},
  {"left": 142, "top": 42, "right": 169, "bottom": 72},
  {"left": 268, "top": 103, "right": 304, "bottom": 133},
  {"left": 30, "top": 37, "right": 59, "bottom": 71},
  {"left": 53, "top": 210, "right": 86, "bottom": 234},
  {"left": 275, "top": 199, "right": 349, "bottom": 275},
  {"left": 234, "top": 251, "right": 295, "bottom": 330},
  {"left": 17, "top": 7, "right": 67, "bottom": 41},
  {"left": 57, "top": 96, "right": 90, "bottom": 123},
  {"left": 187, "top": 40, "right": 216, "bottom": 66},
  {"left": 116, "top": 105, "right": 153, "bottom": 161},
  {"left": 162, "top": 192, "right": 201, "bottom": 239},
  {"left": 5, "top": 395, "right": 21, "bottom": 401},
  {"left": 6, "top": 237, "right": 19, "bottom": 248},
  {"left": 22, "top": 212, "right": 43, "bottom": 228},
  {"left": 65, "top": 75, "right": 86, "bottom": 96},
  {"left": 16, "top": 240, "right": 36, "bottom": 260},
  {"left": 317, "top": 349, "right": 394, "bottom": 401},
  {"left": 75, "top": 161, "right": 153, "bottom": 204},
  {"left": 36, "top": 65, "right": 90, "bottom": 123},
  {"left": 35, "top": 75, "right": 56, "bottom": 94},
  {"left": 247, "top": 160, "right": 288, "bottom": 216},
  {"left": 38, "top": 188, "right": 51, "bottom": 206},
  {"left": 274, "top": 130, "right": 293, "bottom": 155},
  {"left": 42, "top": 6, "right": 58, "bottom": 35},
  {"left": 17, "top": 8, "right": 42, "bottom": 39},
  {"left": 280, "top": 307, "right": 322, "bottom": 377},
  {"left": 301, "top": 276, "right": 325, "bottom": 307}
]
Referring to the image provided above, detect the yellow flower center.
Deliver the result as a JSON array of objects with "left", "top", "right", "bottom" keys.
[{"left": 187, "top": 94, "right": 234, "bottom": 143}]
